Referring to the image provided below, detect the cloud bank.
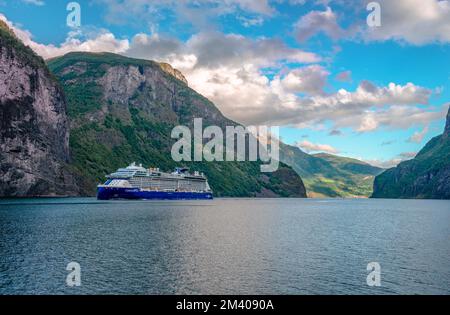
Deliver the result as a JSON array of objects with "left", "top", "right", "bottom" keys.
[
  {"left": 293, "top": 0, "right": 450, "bottom": 45},
  {"left": 0, "top": 11, "right": 445, "bottom": 137}
]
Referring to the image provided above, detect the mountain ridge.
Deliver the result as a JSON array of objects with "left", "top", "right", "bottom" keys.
[
  {"left": 48, "top": 51, "right": 307, "bottom": 198},
  {"left": 372, "top": 105, "right": 450, "bottom": 199},
  {"left": 47, "top": 51, "right": 389, "bottom": 199}
]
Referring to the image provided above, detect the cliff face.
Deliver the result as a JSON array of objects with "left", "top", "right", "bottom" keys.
[
  {"left": 0, "top": 21, "right": 77, "bottom": 196},
  {"left": 48, "top": 52, "right": 306, "bottom": 198},
  {"left": 158, "top": 62, "right": 189, "bottom": 86},
  {"left": 372, "top": 106, "right": 450, "bottom": 200}
]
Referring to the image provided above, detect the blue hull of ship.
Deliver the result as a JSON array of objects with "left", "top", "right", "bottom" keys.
[{"left": 97, "top": 187, "right": 213, "bottom": 200}]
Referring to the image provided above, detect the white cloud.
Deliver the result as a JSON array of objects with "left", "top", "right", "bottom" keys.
[
  {"left": 365, "top": 0, "right": 450, "bottom": 45},
  {"left": 121, "top": 31, "right": 324, "bottom": 124},
  {"left": 294, "top": 6, "right": 348, "bottom": 42},
  {"left": 364, "top": 152, "right": 418, "bottom": 169},
  {"left": 407, "top": 126, "right": 429, "bottom": 143},
  {"left": 0, "top": 14, "right": 129, "bottom": 59},
  {"left": 279, "top": 65, "right": 329, "bottom": 95},
  {"left": 237, "top": 15, "right": 264, "bottom": 27},
  {"left": 126, "top": 33, "right": 183, "bottom": 62},
  {"left": 297, "top": 140, "right": 339, "bottom": 154},
  {"left": 294, "top": 1, "right": 450, "bottom": 45},
  {"left": 94, "top": 0, "right": 314, "bottom": 29},
  {"left": 0, "top": 13, "right": 445, "bottom": 134},
  {"left": 134, "top": 31, "right": 437, "bottom": 130},
  {"left": 336, "top": 106, "right": 442, "bottom": 133},
  {"left": 185, "top": 32, "right": 320, "bottom": 67},
  {"left": 257, "top": 81, "right": 437, "bottom": 131},
  {"left": 289, "top": 0, "right": 306, "bottom": 4},
  {"left": 35, "top": 32, "right": 130, "bottom": 59},
  {"left": 398, "top": 152, "right": 418, "bottom": 159},
  {"left": 95, "top": 0, "right": 277, "bottom": 29},
  {"left": 22, "top": 0, "right": 45, "bottom": 6},
  {"left": 126, "top": 31, "right": 320, "bottom": 68}
]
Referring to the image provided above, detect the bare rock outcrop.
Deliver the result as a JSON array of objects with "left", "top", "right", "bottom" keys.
[{"left": 0, "top": 20, "right": 77, "bottom": 196}]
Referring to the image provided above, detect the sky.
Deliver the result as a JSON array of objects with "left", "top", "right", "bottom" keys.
[{"left": 1, "top": 0, "right": 449, "bottom": 168}]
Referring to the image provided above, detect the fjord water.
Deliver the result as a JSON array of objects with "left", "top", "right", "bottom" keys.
[{"left": 0, "top": 198, "right": 449, "bottom": 295}]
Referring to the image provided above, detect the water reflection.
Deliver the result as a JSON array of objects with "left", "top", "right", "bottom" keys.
[{"left": 0, "top": 198, "right": 449, "bottom": 294}]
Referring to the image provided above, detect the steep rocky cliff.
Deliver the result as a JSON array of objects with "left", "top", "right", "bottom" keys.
[
  {"left": 372, "top": 106, "right": 450, "bottom": 199},
  {"left": 0, "top": 20, "right": 77, "bottom": 197},
  {"left": 48, "top": 52, "right": 307, "bottom": 197},
  {"left": 158, "top": 62, "right": 188, "bottom": 85}
]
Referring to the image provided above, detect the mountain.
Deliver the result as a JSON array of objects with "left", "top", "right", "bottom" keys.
[
  {"left": 280, "top": 144, "right": 384, "bottom": 198},
  {"left": 313, "top": 153, "right": 383, "bottom": 176},
  {"left": 48, "top": 52, "right": 307, "bottom": 198},
  {"left": 372, "top": 107, "right": 450, "bottom": 199},
  {"left": 0, "top": 20, "right": 77, "bottom": 197}
]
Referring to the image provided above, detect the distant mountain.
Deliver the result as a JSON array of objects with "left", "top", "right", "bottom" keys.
[
  {"left": 48, "top": 52, "right": 307, "bottom": 198},
  {"left": 313, "top": 153, "right": 383, "bottom": 176},
  {"left": 372, "top": 106, "right": 450, "bottom": 199},
  {"left": 0, "top": 20, "right": 78, "bottom": 197},
  {"left": 280, "top": 144, "right": 384, "bottom": 198}
]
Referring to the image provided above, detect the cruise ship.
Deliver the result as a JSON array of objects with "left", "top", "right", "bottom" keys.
[{"left": 97, "top": 163, "right": 213, "bottom": 200}]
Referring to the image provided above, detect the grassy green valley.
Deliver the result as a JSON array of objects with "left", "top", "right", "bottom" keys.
[{"left": 280, "top": 144, "right": 384, "bottom": 198}]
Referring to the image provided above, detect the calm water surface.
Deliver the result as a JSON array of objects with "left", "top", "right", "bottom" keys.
[{"left": 0, "top": 198, "right": 449, "bottom": 295}]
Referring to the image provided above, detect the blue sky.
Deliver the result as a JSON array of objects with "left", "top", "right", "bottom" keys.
[{"left": 1, "top": 0, "right": 449, "bottom": 167}]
